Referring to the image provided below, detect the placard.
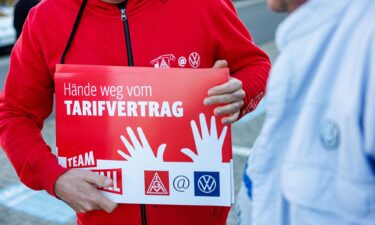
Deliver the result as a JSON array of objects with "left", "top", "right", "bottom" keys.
[{"left": 54, "top": 64, "right": 234, "bottom": 206}]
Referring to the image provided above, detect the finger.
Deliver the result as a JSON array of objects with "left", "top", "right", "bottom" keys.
[
  {"left": 137, "top": 127, "right": 152, "bottom": 150},
  {"left": 62, "top": 195, "right": 101, "bottom": 213},
  {"left": 181, "top": 148, "right": 198, "bottom": 162},
  {"left": 84, "top": 171, "right": 113, "bottom": 188},
  {"left": 191, "top": 119, "right": 202, "bottom": 142},
  {"left": 117, "top": 150, "right": 131, "bottom": 161},
  {"left": 126, "top": 127, "right": 143, "bottom": 150},
  {"left": 204, "top": 89, "right": 245, "bottom": 106},
  {"left": 81, "top": 201, "right": 101, "bottom": 212},
  {"left": 210, "top": 116, "right": 218, "bottom": 139},
  {"left": 76, "top": 207, "right": 88, "bottom": 213},
  {"left": 199, "top": 113, "right": 210, "bottom": 139},
  {"left": 212, "top": 59, "right": 228, "bottom": 68},
  {"left": 207, "top": 78, "right": 242, "bottom": 96},
  {"left": 214, "top": 101, "right": 244, "bottom": 116},
  {"left": 74, "top": 204, "right": 90, "bottom": 213},
  {"left": 218, "top": 126, "right": 228, "bottom": 146},
  {"left": 157, "top": 144, "right": 167, "bottom": 161},
  {"left": 222, "top": 112, "right": 240, "bottom": 125},
  {"left": 96, "top": 194, "right": 118, "bottom": 213},
  {"left": 120, "top": 135, "right": 136, "bottom": 157},
  {"left": 60, "top": 199, "right": 86, "bottom": 213}
]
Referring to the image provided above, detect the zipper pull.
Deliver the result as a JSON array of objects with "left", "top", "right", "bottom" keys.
[{"left": 120, "top": 8, "right": 127, "bottom": 21}]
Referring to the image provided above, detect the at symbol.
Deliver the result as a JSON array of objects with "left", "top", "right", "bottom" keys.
[
  {"left": 178, "top": 57, "right": 187, "bottom": 67},
  {"left": 173, "top": 176, "right": 190, "bottom": 192}
]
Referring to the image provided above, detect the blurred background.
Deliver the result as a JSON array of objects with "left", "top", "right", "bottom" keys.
[{"left": 0, "top": 0, "right": 285, "bottom": 224}]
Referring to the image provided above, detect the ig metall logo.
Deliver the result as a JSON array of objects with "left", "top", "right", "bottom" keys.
[
  {"left": 194, "top": 172, "right": 220, "bottom": 197},
  {"left": 173, "top": 175, "right": 190, "bottom": 192}
]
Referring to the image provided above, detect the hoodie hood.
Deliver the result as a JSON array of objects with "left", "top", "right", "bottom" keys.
[{"left": 88, "top": 0, "right": 159, "bottom": 17}]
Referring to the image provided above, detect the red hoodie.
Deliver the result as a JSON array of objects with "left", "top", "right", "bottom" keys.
[{"left": 0, "top": 0, "right": 270, "bottom": 224}]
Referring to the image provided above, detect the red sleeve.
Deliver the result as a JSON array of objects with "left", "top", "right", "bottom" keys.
[
  {"left": 211, "top": 0, "right": 271, "bottom": 117},
  {"left": 0, "top": 8, "right": 68, "bottom": 197}
]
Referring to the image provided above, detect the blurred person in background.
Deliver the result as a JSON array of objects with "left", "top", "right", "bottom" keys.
[
  {"left": 13, "top": 0, "right": 39, "bottom": 38},
  {"left": 237, "top": 0, "right": 375, "bottom": 224}
]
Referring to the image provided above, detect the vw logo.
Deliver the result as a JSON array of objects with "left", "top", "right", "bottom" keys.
[
  {"left": 320, "top": 119, "right": 340, "bottom": 150},
  {"left": 188, "top": 52, "right": 200, "bottom": 68},
  {"left": 197, "top": 175, "right": 217, "bottom": 194}
]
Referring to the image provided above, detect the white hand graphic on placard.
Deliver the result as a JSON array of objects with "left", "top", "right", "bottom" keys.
[
  {"left": 117, "top": 127, "right": 166, "bottom": 164},
  {"left": 181, "top": 113, "right": 228, "bottom": 164}
]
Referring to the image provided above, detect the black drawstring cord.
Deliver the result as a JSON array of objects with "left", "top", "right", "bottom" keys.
[{"left": 60, "top": 0, "right": 88, "bottom": 64}]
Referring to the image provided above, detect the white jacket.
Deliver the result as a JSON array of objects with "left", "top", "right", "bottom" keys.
[{"left": 238, "top": 0, "right": 375, "bottom": 224}]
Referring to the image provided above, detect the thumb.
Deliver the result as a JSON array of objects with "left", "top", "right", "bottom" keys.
[
  {"left": 213, "top": 59, "right": 228, "bottom": 68},
  {"left": 181, "top": 148, "right": 198, "bottom": 162},
  {"left": 157, "top": 144, "right": 167, "bottom": 160},
  {"left": 84, "top": 171, "right": 113, "bottom": 188},
  {"left": 96, "top": 193, "right": 118, "bottom": 213}
]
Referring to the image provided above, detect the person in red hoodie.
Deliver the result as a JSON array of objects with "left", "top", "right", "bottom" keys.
[{"left": 0, "top": 0, "right": 270, "bottom": 224}]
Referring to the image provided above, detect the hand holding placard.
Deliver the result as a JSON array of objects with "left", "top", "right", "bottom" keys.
[
  {"left": 181, "top": 113, "right": 227, "bottom": 164},
  {"left": 117, "top": 127, "right": 166, "bottom": 164},
  {"left": 55, "top": 169, "right": 117, "bottom": 213},
  {"left": 204, "top": 60, "right": 245, "bottom": 124}
]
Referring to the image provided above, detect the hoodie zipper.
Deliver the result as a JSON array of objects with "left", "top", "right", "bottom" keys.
[
  {"left": 118, "top": 1, "right": 134, "bottom": 67},
  {"left": 117, "top": 2, "right": 149, "bottom": 225},
  {"left": 117, "top": 4, "right": 148, "bottom": 225}
]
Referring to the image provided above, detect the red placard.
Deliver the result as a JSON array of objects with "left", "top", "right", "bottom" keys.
[{"left": 54, "top": 64, "right": 233, "bottom": 206}]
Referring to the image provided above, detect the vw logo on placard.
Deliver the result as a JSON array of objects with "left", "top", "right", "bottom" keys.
[
  {"left": 194, "top": 172, "right": 220, "bottom": 197},
  {"left": 198, "top": 175, "right": 216, "bottom": 193}
]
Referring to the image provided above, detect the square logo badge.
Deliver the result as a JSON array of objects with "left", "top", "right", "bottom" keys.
[
  {"left": 144, "top": 171, "right": 170, "bottom": 196},
  {"left": 194, "top": 172, "right": 220, "bottom": 197}
]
